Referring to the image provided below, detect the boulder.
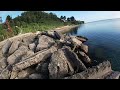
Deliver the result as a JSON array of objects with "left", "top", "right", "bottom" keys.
[
  {"left": 0, "top": 57, "right": 7, "bottom": 69},
  {"left": 78, "top": 51, "right": 91, "bottom": 63},
  {"left": 29, "top": 73, "right": 44, "bottom": 79},
  {"left": 12, "top": 46, "right": 57, "bottom": 75},
  {"left": 71, "top": 36, "right": 82, "bottom": 46},
  {"left": 29, "top": 43, "right": 36, "bottom": 51},
  {"left": 22, "top": 50, "right": 34, "bottom": 61},
  {"left": 0, "top": 65, "right": 12, "bottom": 79},
  {"left": 22, "top": 35, "right": 35, "bottom": 45},
  {"left": 17, "top": 68, "right": 35, "bottom": 79},
  {"left": 105, "top": 71, "right": 120, "bottom": 79},
  {"left": 2, "top": 39, "right": 12, "bottom": 55},
  {"left": 64, "top": 61, "right": 112, "bottom": 79},
  {"left": 80, "top": 44, "right": 88, "bottom": 53},
  {"left": 54, "top": 31, "right": 64, "bottom": 40},
  {"left": 41, "top": 31, "right": 56, "bottom": 39},
  {"left": 64, "top": 35, "right": 71, "bottom": 42},
  {"left": 48, "top": 49, "right": 70, "bottom": 79},
  {"left": 36, "top": 62, "right": 49, "bottom": 74},
  {"left": 76, "top": 36, "right": 88, "bottom": 42},
  {"left": 48, "top": 46, "right": 87, "bottom": 79},
  {"left": 47, "top": 31, "right": 56, "bottom": 39},
  {"left": 62, "top": 46, "right": 87, "bottom": 72},
  {"left": 7, "top": 45, "right": 28, "bottom": 65},
  {"left": 36, "top": 35, "right": 55, "bottom": 51},
  {"left": 8, "top": 40, "right": 20, "bottom": 55}
]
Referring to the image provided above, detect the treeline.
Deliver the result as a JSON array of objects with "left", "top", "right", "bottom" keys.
[
  {"left": 0, "top": 11, "right": 84, "bottom": 41},
  {"left": 60, "top": 16, "right": 84, "bottom": 25},
  {"left": 6, "top": 11, "right": 84, "bottom": 28},
  {"left": 5, "top": 11, "right": 64, "bottom": 28}
]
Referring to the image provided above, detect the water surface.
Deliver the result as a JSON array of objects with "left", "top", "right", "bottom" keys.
[{"left": 68, "top": 19, "right": 120, "bottom": 71}]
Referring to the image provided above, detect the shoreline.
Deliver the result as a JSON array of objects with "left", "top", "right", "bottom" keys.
[
  {"left": 0, "top": 25, "right": 79, "bottom": 48},
  {"left": 0, "top": 25, "right": 80, "bottom": 58},
  {"left": 53, "top": 25, "right": 80, "bottom": 33},
  {"left": 0, "top": 25, "right": 120, "bottom": 79}
]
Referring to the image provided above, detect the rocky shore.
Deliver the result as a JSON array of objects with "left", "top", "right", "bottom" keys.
[{"left": 0, "top": 25, "right": 120, "bottom": 79}]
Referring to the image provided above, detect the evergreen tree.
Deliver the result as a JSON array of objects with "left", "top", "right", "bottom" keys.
[
  {"left": 6, "top": 15, "right": 12, "bottom": 22},
  {"left": 63, "top": 16, "right": 66, "bottom": 21}
]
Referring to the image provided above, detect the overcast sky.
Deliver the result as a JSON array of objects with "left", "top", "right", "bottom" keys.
[{"left": 0, "top": 11, "right": 120, "bottom": 23}]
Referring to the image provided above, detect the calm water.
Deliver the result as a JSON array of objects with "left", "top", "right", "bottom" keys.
[{"left": 68, "top": 19, "right": 120, "bottom": 71}]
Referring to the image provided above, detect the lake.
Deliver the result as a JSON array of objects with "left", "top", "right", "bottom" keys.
[{"left": 68, "top": 19, "right": 120, "bottom": 71}]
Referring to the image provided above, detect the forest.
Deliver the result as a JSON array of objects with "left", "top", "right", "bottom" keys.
[{"left": 0, "top": 11, "right": 84, "bottom": 41}]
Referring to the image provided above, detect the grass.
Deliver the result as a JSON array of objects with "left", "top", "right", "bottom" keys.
[
  {"left": 0, "top": 22, "right": 80, "bottom": 42},
  {"left": 0, "top": 22, "right": 65, "bottom": 42}
]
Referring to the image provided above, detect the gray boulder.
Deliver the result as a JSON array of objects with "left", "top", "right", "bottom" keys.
[
  {"left": 22, "top": 35, "right": 35, "bottom": 45},
  {"left": 36, "top": 35, "right": 55, "bottom": 51},
  {"left": 29, "top": 73, "right": 44, "bottom": 79},
  {"left": 21, "top": 50, "right": 34, "bottom": 61},
  {"left": 48, "top": 49, "right": 73, "bottom": 79},
  {"left": 71, "top": 36, "right": 82, "bottom": 46},
  {"left": 62, "top": 46, "right": 87, "bottom": 72},
  {"left": 0, "top": 57, "right": 7, "bottom": 69},
  {"left": 17, "top": 68, "right": 35, "bottom": 79},
  {"left": 105, "top": 71, "right": 120, "bottom": 79},
  {"left": 7, "top": 45, "right": 28, "bottom": 65},
  {"left": 54, "top": 31, "right": 64, "bottom": 40},
  {"left": 8, "top": 40, "right": 20, "bottom": 55},
  {"left": 79, "top": 51, "right": 91, "bottom": 63},
  {"left": 76, "top": 36, "right": 88, "bottom": 42},
  {"left": 80, "top": 44, "right": 88, "bottom": 53},
  {"left": 11, "top": 46, "right": 57, "bottom": 75},
  {"left": 65, "top": 61, "right": 112, "bottom": 79},
  {"left": 41, "top": 31, "right": 56, "bottom": 39},
  {"left": 0, "top": 65, "right": 12, "bottom": 79},
  {"left": 48, "top": 46, "right": 87, "bottom": 79},
  {"left": 29, "top": 43, "right": 36, "bottom": 51},
  {"left": 36, "top": 62, "right": 49, "bottom": 74},
  {"left": 2, "top": 39, "right": 12, "bottom": 55}
]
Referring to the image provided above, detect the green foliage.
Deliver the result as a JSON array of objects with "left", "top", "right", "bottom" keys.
[{"left": 0, "top": 11, "right": 84, "bottom": 41}]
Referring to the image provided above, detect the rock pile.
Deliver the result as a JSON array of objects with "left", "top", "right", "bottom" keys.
[{"left": 0, "top": 31, "right": 119, "bottom": 79}]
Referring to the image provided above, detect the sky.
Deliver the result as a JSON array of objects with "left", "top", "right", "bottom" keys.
[{"left": 1, "top": 11, "right": 120, "bottom": 23}]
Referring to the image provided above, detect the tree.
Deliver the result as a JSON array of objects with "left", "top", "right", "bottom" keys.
[
  {"left": 67, "top": 18, "right": 70, "bottom": 21},
  {"left": 60, "top": 16, "right": 64, "bottom": 20},
  {"left": 63, "top": 16, "right": 66, "bottom": 21},
  {"left": 6, "top": 15, "right": 12, "bottom": 22},
  {"left": 70, "top": 16, "right": 75, "bottom": 21}
]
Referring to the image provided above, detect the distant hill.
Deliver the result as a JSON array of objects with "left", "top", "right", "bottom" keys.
[{"left": 11, "top": 11, "right": 64, "bottom": 27}]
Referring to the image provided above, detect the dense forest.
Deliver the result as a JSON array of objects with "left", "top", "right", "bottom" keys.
[{"left": 0, "top": 11, "right": 84, "bottom": 41}]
